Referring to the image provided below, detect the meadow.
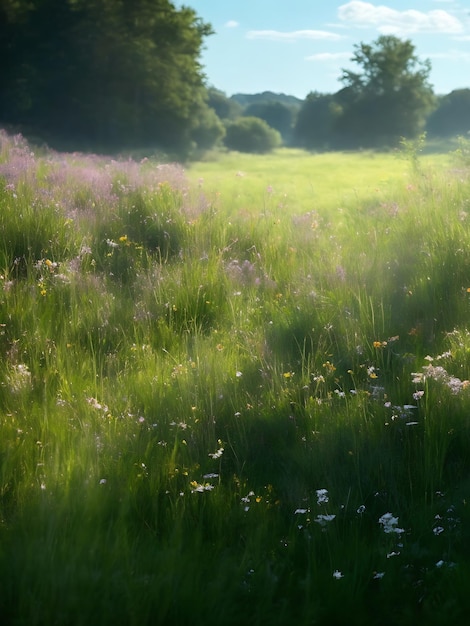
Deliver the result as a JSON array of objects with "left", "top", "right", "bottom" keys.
[{"left": 1, "top": 129, "right": 470, "bottom": 625}]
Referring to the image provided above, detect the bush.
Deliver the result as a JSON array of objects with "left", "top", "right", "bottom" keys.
[{"left": 223, "top": 117, "right": 281, "bottom": 153}]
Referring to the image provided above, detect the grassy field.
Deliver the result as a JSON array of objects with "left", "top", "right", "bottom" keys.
[{"left": 1, "top": 131, "right": 470, "bottom": 625}]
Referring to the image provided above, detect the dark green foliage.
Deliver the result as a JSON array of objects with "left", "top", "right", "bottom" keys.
[
  {"left": 207, "top": 88, "right": 243, "bottom": 121},
  {"left": 294, "top": 92, "right": 342, "bottom": 149},
  {"left": 337, "top": 36, "right": 435, "bottom": 148},
  {"left": 426, "top": 89, "right": 470, "bottom": 137},
  {"left": 243, "top": 101, "right": 296, "bottom": 143},
  {"left": 224, "top": 117, "right": 282, "bottom": 153},
  {"left": 0, "top": 0, "right": 216, "bottom": 156}
]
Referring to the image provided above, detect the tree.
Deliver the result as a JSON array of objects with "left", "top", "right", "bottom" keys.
[
  {"left": 0, "top": 0, "right": 216, "bottom": 156},
  {"left": 243, "top": 101, "right": 296, "bottom": 144},
  {"left": 338, "top": 36, "right": 435, "bottom": 148},
  {"left": 223, "top": 117, "right": 281, "bottom": 153},
  {"left": 206, "top": 88, "right": 242, "bottom": 121},
  {"left": 293, "top": 92, "right": 342, "bottom": 150},
  {"left": 426, "top": 89, "right": 470, "bottom": 137}
]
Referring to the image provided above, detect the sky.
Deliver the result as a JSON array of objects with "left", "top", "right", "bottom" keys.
[{"left": 176, "top": 0, "right": 470, "bottom": 98}]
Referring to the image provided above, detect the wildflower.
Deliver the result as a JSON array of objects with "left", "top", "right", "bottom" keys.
[
  {"left": 413, "top": 390, "right": 424, "bottom": 400},
  {"left": 87, "top": 397, "right": 109, "bottom": 413},
  {"left": 190, "top": 481, "right": 215, "bottom": 493},
  {"left": 433, "top": 526, "right": 445, "bottom": 536},
  {"left": 436, "top": 351, "right": 452, "bottom": 360},
  {"left": 323, "top": 361, "right": 336, "bottom": 373},
  {"left": 378, "top": 512, "right": 404, "bottom": 535},
  {"left": 209, "top": 441, "right": 224, "bottom": 459},
  {"left": 44, "top": 258, "right": 57, "bottom": 271},
  {"left": 316, "top": 489, "right": 329, "bottom": 505},
  {"left": 314, "top": 514, "right": 336, "bottom": 526},
  {"left": 332, "top": 570, "right": 344, "bottom": 579},
  {"left": 373, "top": 572, "right": 385, "bottom": 579},
  {"left": 235, "top": 371, "right": 243, "bottom": 378},
  {"left": 241, "top": 491, "right": 255, "bottom": 504},
  {"left": 294, "top": 508, "right": 308, "bottom": 515},
  {"left": 8, "top": 363, "right": 32, "bottom": 393},
  {"left": 357, "top": 505, "right": 366, "bottom": 514},
  {"left": 373, "top": 341, "right": 387, "bottom": 348}
]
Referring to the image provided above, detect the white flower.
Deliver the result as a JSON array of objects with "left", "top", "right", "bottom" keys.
[
  {"left": 208, "top": 446, "right": 224, "bottom": 459},
  {"left": 373, "top": 572, "right": 385, "bottom": 579},
  {"left": 316, "top": 488, "right": 329, "bottom": 505},
  {"left": 294, "top": 508, "right": 308, "bottom": 515},
  {"left": 378, "top": 512, "right": 404, "bottom": 534},
  {"left": 332, "top": 570, "right": 344, "bottom": 579},
  {"left": 314, "top": 514, "right": 336, "bottom": 527}
]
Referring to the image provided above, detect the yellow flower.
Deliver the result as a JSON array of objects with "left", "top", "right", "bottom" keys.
[{"left": 119, "top": 235, "right": 128, "bottom": 243}]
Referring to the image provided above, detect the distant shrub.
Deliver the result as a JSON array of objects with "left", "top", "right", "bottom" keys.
[{"left": 223, "top": 117, "right": 281, "bottom": 153}]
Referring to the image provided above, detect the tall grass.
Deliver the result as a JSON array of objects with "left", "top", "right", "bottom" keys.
[{"left": 1, "top": 129, "right": 470, "bottom": 624}]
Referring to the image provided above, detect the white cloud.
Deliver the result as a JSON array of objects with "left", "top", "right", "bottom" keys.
[
  {"left": 337, "top": 1, "right": 464, "bottom": 35},
  {"left": 225, "top": 20, "right": 239, "bottom": 28},
  {"left": 305, "top": 52, "right": 351, "bottom": 61},
  {"left": 426, "top": 50, "right": 470, "bottom": 61},
  {"left": 246, "top": 30, "right": 343, "bottom": 42}
]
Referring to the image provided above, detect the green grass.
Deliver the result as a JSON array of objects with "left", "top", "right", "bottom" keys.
[
  {"left": 186, "top": 147, "right": 452, "bottom": 215},
  {"left": 1, "top": 132, "right": 470, "bottom": 625}
]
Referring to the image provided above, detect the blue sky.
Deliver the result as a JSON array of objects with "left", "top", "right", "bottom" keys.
[{"left": 177, "top": 0, "right": 470, "bottom": 98}]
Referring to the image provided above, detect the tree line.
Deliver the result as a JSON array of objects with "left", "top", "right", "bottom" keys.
[{"left": 0, "top": 0, "right": 469, "bottom": 157}]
